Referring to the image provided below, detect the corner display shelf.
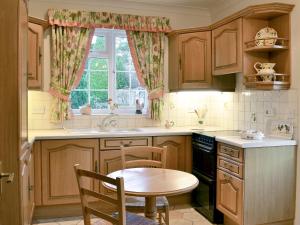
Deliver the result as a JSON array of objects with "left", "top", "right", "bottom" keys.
[
  {"left": 242, "top": 5, "right": 293, "bottom": 90},
  {"left": 244, "top": 73, "right": 290, "bottom": 90}
]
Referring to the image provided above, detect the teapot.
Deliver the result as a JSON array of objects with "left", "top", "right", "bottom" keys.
[
  {"left": 254, "top": 62, "right": 276, "bottom": 81},
  {"left": 165, "top": 120, "right": 175, "bottom": 129}
]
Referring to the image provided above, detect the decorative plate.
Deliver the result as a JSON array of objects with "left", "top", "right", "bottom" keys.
[
  {"left": 266, "top": 119, "right": 294, "bottom": 139},
  {"left": 255, "top": 27, "right": 278, "bottom": 46}
]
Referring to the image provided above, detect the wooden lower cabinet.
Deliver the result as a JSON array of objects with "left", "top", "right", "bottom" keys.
[
  {"left": 41, "top": 139, "right": 99, "bottom": 205},
  {"left": 21, "top": 144, "right": 35, "bottom": 225},
  {"left": 217, "top": 143, "right": 296, "bottom": 225},
  {"left": 153, "top": 136, "right": 191, "bottom": 172},
  {"left": 217, "top": 170, "right": 243, "bottom": 225}
]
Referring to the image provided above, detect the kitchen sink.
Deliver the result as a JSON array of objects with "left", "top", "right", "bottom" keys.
[
  {"left": 66, "top": 128, "right": 103, "bottom": 134},
  {"left": 66, "top": 128, "right": 142, "bottom": 134},
  {"left": 105, "top": 128, "right": 142, "bottom": 133}
]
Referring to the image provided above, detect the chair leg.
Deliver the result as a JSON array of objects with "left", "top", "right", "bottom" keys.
[
  {"left": 83, "top": 212, "right": 91, "bottom": 225},
  {"left": 164, "top": 205, "right": 170, "bottom": 225},
  {"left": 158, "top": 212, "right": 163, "bottom": 225}
]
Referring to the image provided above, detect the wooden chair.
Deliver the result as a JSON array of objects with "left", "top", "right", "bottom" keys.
[
  {"left": 74, "top": 164, "right": 158, "bottom": 225},
  {"left": 120, "top": 146, "right": 169, "bottom": 225}
]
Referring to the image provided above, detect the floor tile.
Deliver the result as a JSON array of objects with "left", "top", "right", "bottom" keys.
[{"left": 33, "top": 207, "right": 214, "bottom": 225}]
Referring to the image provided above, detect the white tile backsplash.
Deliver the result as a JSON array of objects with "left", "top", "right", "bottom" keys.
[{"left": 28, "top": 88, "right": 298, "bottom": 138}]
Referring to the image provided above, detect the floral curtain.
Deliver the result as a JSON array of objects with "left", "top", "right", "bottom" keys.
[
  {"left": 48, "top": 9, "right": 171, "bottom": 33},
  {"left": 49, "top": 25, "right": 94, "bottom": 122},
  {"left": 127, "top": 31, "right": 165, "bottom": 120},
  {"left": 48, "top": 9, "right": 171, "bottom": 122}
]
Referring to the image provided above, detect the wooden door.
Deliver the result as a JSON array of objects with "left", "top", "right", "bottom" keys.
[
  {"left": 153, "top": 136, "right": 187, "bottom": 171},
  {"left": 41, "top": 139, "right": 99, "bottom": 205},
  {"left": 217, "top": 169, "right": 243, "bottom": 225},
  {"left": 0, "top": 0, "right": 28, "bottom": 224},
  {"left": 28, "top": 22, "right": 43, "bottom": 89},
  {"left": 212, "top": 18, "right": 243, "bottom": 75},
  {"left": 178, "top": 31, "right": 212, "bottom": 89}
]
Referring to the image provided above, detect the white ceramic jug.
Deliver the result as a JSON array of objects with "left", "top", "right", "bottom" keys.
[{"left": 254, "top": 62, "right": 276, "bottom": 75}]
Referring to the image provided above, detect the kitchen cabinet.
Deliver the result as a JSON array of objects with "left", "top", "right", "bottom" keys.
[
  {"left": 212, "top": 18, "right": 243, "bottom": 75},
  {"left": 168, "top": 31, "right": 212, "bottom": 91},
  {"left": 40, "top": 139, "right": 99, "bottom": 205},
  {"left": 216, "top": 142, "right": 296, "bottom": 225},
  {"left": 20, "top": 144, "right": 34, "bottom": 225},
  {"left": 28, "top": 17, "right": 48, "bottom": 89},
  {"left": 153, "top": 136, "right": 191, "bottom": 172}
]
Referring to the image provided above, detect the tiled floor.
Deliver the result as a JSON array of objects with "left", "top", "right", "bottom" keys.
[{"left": 33, "top": 205, "right": 214, "bottom": 225}]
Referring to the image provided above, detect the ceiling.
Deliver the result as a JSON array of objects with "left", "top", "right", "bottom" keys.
[{"left": 117, "top": 0, "right": 222, "bottom": 9}]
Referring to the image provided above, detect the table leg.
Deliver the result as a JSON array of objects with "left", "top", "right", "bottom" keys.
[{"left": 145, "top": 196, "right": 157, "bottom": 221}]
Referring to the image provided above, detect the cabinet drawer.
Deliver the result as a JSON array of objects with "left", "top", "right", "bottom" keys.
[
  {"left": 217, "top": 169, "right": 243, "bottom": 225},
  {"left": 218, "top": 143, "right": 244, "bottom": 162},
  {"left": 100, "top": 137, "right": 152, "bottom": 150},
  {"left": 217, "top": 156, "right": 243, "bottom": 179}
]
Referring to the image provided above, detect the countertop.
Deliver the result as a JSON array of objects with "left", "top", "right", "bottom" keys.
[
  {"left": 28, "top": 127, "right": 297, "bottom": 148},
  {"left": 216, "top": 135, "right": 297, "bottom": 148}
]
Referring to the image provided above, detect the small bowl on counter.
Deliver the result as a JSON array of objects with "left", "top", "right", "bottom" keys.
[{"left": 240, "top": 130, "right": 265, "bottom": 140}]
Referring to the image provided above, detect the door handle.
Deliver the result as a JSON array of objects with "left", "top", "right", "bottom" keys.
[{"left": 0, "top": 173, "right": 14, "bottom": 183}]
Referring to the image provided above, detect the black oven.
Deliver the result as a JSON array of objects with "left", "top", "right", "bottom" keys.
[
  {"left": 192, "top": 169, "right": 223, "bottom": 223},
  {"left": 191, "top": 131, "right": 238, "bottom": 224}
]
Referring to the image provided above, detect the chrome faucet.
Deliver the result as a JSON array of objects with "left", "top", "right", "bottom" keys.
[{"left": 98, "top": 114, "right": 118, "bottom": 131}]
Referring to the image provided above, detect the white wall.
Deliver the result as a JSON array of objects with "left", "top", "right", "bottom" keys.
[
  {"left": 29, "top": 0, "right": 211, "bottom": 30},
  {"left": 210, "top": 1, "right": 300, "bottom": 224}
]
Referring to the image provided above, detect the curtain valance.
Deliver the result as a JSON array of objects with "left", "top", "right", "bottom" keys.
[{"left": 48, "top": 9, "right": 172, "bottom": 33}]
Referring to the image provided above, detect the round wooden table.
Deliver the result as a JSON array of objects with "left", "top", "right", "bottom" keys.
[{"left": 105, "top": 168, "right": 199, "bottom": 221}]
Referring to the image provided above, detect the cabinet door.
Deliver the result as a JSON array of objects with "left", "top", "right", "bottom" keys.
[
  {"left": 178, "top": 31, "right": 212, "bottom": 89},
  {"left": 217, "top": 169, "right": 243, "bottom": 225},
  {"left": 153, "top": 136, "right": 188, "bottom": 171},
  {"left": 28, "top": 22, "right": 43, "bottom": 89},
  {"left": 212, "top": 18, "right": 242, "bottom": 75},
  {"left": 41, "top": 139, "right": 99, "bottom": 205},
  {"left": 20, "top": 146, "right": 34, "bottom": 225}
]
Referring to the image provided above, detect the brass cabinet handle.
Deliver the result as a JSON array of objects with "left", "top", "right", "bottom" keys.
[
  {"left": 0, "top": 173, "right": 14, "bottom": 183},
  {"left": 121, "top": 141, "right": 132, "bottom": 147},
  {"left": 223, "top": 173, "right": 232, "bottom": 182}
]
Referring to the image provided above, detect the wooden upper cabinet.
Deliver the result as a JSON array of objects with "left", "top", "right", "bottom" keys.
[
  {"left": 28, "top": 20, "right": 45, "bottom": 89},
  {"left": 212, "top": 18, "right": 243, "bottom": 75},
  {"left": 169, "top": 31, "right": 212, "bottom": 91},
  {"left": 41, "top": 139, "right": 99, "bottom": 205}
]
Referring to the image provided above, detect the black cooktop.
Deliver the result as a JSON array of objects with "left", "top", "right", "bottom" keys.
[{"left": 194, "top": 130, "right": 240, "bottom": 138}]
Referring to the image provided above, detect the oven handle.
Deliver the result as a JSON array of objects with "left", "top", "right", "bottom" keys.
[{"left": 192, "top": 142, "right": 214, "bottom": 152}]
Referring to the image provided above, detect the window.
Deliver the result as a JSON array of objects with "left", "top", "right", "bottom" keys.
[{"left": 71, "top": 29, "right": 147, "bottom": 114}]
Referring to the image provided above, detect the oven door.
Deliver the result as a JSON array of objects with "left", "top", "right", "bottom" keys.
[
  {"left": 192, "top": 141, "right": 216, "bottom": 177},
  {"left": 192, "top": 170, "right": 223, "bottom": 224}
]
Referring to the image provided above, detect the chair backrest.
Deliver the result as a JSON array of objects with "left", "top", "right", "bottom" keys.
[
  {"left": 74, "top": 164, "right": 126, "bottom": 225},
  {"left": 120, "top": 146, "right": 167, "bottom": 169}
]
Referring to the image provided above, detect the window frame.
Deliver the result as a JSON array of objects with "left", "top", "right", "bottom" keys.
[{"left": 71, "top": 29, "right": 147, "bottom": 115}]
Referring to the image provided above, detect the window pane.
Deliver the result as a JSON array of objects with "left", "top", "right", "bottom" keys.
[
  {"left": 71, "top": 91, "right": 88, "bottom": 109},
  {"left": 90, "top": 91, "right": 108, "bottom": 109},
  {"left": 90, "top": 58, "right": 108, "bottom": 70},
  {"left": 91, "top": 36, "right": 105, "bottom": 51},
  {"left": 130, "top": 72, "right": 140, "bottom": 89},
  {"left": 116, "top": 90, "right": 129, "bottom": 106},
  {"left": 116, "top": 37, "right": 130, "bottom": 52},
  {"left": 116, "top": 72, "right": 130, "bottom": 89},
  {"left": 116, "top": 55, "right": 134, "bottom": 71},
  {"left": 90, "top": 71, "right": 108, "bottom": 89},
  {"left": 77, "top": 71, "right": 88, "bottom": 89}
]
